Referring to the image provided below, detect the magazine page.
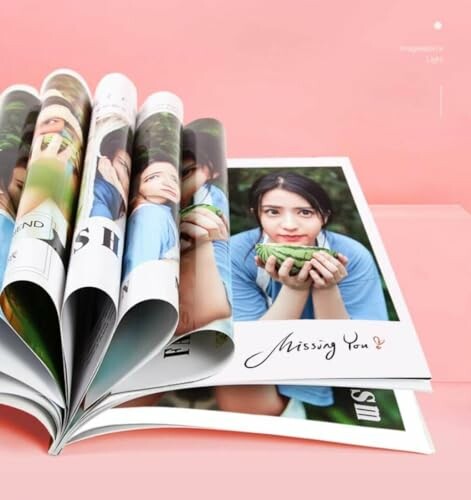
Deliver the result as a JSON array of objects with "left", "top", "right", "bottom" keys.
[
  {"left": 0, "top": 372, "right": 62, "bottom": 435},
  {"left": 85, "top": 93, "right": 184, "bottom": 407},
  {"left": 0, "top": 393, "right": 56, "bottom": 439},
  {"left": 0, "top": 85, "right": 40, "bottom": 292},
  {"left": 61, "top": 73, "right": 137, "bottom": 414},
  {"left": 0, "top": 69, "right": 91, "bottom": 391},
  {"left": 67, "top": 385, "right": 433, "bottom": 454},
  {"left": 0, "top": 317, "right": 65, "bottom": 407},
  {"left": 85, "top": 118, "right": 235, "bottom": 405},
  {"left": 219, "top": 158, "right": 430, "bottom": 387},
  {"left": 100, "top": 157, "right": 430, "bottom": 400},
  {"left": 0, "top": 85, "right": 65, "bottom": 406}
]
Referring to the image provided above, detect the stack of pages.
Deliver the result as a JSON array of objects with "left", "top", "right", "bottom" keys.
[{"left": 0, "top": 70, "right": 432, "bottom": 455}]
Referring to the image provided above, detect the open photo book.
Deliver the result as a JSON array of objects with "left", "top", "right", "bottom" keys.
[{"left": 0, "top": 69, "right": 433, "bottom": 455}]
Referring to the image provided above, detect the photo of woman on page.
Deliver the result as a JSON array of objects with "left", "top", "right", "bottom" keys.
[
  {"left": 121, "top": 151, "right": 180, "bottom": 280},
  {"left": 89, "top": 125, "right": 133, "bottom": 221},
  {"left": 176, "top": 119, "right": 232, "bottom": 336},
  {"left": 230, "top": 170, "right": 389, "bottom": 323},
  {"left": 14, "top": 75, "right": 90, "bottom": 263},
  {"left": 0, "top": 72, "right": 91, "bottom": 382},
  {"left": 225, "top": 167, "right": 393, "bottom": 414},
  {"left": 0, "top": 87, "right": 39, "bottom": 288}
]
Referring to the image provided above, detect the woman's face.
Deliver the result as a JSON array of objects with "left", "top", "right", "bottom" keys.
[
  {"left": 181, "top": 156, "right": 212, "bottom": 202},
  {"left": 259, "top": 188, "right": 324, "bottom": 245},
  {"left": 138, "top": 161, "right": 180, "bottom": 204},
  {"left": 7, "top": 165, "right": 27, "bottom": 211},
  {"left": 112, "top": 149, "right": 131, "bottom": 194}
]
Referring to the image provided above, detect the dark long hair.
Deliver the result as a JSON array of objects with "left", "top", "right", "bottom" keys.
[
  {"left": 182, "top": 118, "right": 227, "bottom": 192},
  {"left": 248, "top": 171, "right": 333, "bottom": 229},
  {"left": 100, "top": 126, "right": 133, "bottom": 161}
]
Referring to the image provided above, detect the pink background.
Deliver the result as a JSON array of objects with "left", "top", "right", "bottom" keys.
[
  {"left": 1, "top": 0, "right": 470, "bottom": 211},
  {"left": 1, "top": 0, "right": 470, "bottom": 497}
]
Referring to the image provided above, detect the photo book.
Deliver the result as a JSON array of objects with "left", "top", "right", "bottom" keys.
[{"left": 0, "top": 69, "right": 433, "bottom": 455}]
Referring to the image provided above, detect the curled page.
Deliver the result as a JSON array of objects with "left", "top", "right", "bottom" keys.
[
  {"left": 0, "top": 85, "right": 40, "bottom": 291},
  {"left": 86, "top": 92, "right": 183, "bottom": 406},
  {"left": 62, "top": 73, "right": 137, "bottom": 411},
  {"left": 93, "top": 118, "right": 235, "bottom": 400},
  {"left": 0, "top": 86, "right": 63, "bottom": 405},
  {"left": 163, "top": 118, "right": 234, "bottom": 373},
  {"left": 0, "top": 69, "right": 91, "bottom": 386}
]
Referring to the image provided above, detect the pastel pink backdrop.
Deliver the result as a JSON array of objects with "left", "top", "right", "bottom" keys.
[
  {"left": 1, "top": 1, "right": 470, "bottom": 497},
  {"left": 1, "top": 0, "right": 469, "bottom": 210}
]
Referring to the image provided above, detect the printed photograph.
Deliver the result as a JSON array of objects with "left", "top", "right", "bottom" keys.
[
  {"left": 0, "top": 87, "right": 40, "bottom": 289},
  {"left": 122, "top": 111, "right": 181, "bottom": 280},
  {"left": 14, "top": 73, "right": 91, "bottom": 262},
  {"left": 122, "top": 384, "right": 405, "bottom": 431},
  {"left": 229, "top": 166, "right": 398, "bottom": 323},
  {"left": 176, "top": 119, "right": 232, "bottom": 336},
  {"left": 0, "top": 74, "right": 91, "bottom": 384},
  {"left": 89, "top": 121, "right": 133, "bottom": 222}
]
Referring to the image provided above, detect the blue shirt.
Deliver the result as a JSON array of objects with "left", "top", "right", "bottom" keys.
[
  {"left": 230, "top": 228, "right": 388, "bottom": 408},
  {"left": 122, "top": 203, "right": 178, "bottom": 280},
  {"left": 90, "top": 170, "right": 124, "bottom": 220},
  {"left": 230, "top": 228, "right": 388, "bottom": 321},
  {"left": 0, "top": 211, "right": 14, "bottom": 291},
  {"left": 192, "top": 183, "right": 231, "bottom": 302},
  {"left": 193, "top": 183, "right": 229, "bottom": 218}
]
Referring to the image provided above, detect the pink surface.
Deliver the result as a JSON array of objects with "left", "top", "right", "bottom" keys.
[
  {"left": 1, "top": 205, "right": 470, "bottom": 493},
  {"left": 371, "top": 205, "right": 471, "bottom": 381},
  {"left": 1, "top": 383, "right": 469, "bottom": 497},
  {"left": 1, "top": 0, "right": 470, "bottom": 210}
]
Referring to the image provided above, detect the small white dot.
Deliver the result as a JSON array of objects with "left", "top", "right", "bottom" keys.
[{"left": 433, "top": 21, "right": 443, "bottom": 31}]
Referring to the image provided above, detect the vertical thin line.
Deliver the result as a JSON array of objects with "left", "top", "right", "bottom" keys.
[{"left": 439, "top": 85, "right": 443, "bottom": 118}]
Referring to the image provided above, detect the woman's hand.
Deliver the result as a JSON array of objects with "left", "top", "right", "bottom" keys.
[
  {"left": 255, "top": 254, "right": 314, "bottom": 291},
  {"left": 309, "top": 251, "right": 348, "bottom": 289},
  {"left": 180, "top": 206, "right": 229, "bottom": 251},
  {"left": 16, "top": 134, "right": 75, "bottom": 219},
  {"left": 31, "top": 133, "right": 73, "bottom": 165}
]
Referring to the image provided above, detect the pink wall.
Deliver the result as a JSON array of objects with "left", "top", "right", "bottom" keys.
[{"left": 1, "top": 0, "right": 469, "bottom": 210}]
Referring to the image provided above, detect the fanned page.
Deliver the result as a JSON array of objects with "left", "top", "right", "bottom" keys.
[
  {"left": 0, "top": 71, "right": 91, "bottom": 402},
  {"left": 84, "top": 113, "right": 234, "bottom": 407},
  {"left": 0, "top": 85, "right": 67, "bottom": 407},
  {"left": 67, "top": 385, "right": 434, "bottom": 454},
  {"left": 61, "top": 73, "right": 137, "bottom": 416}
]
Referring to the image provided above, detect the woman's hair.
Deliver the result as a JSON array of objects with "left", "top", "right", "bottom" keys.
[
  {"left": 129, "top": 111, "right": 181, "bottom": 216},
  {"left": 42, "top": 95, "right": 75, "bottom": 114},
  {"left": 248, "top": 171, "right": 333, "bottom": 228},
  {"left": 0, "top": 150, "right": 27, "bottom": 188},
  {"left": 181, "top": 119, "right": 227, "bottom": 189},
  {"left": 100, "top": 126, "right": 133, "bottom": 160},
  {"left": 128, "top": 149, "right": 178, "bottom": 216}
]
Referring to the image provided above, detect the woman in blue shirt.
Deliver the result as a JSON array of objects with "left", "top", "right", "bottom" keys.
[
  {"left": 0, "top": 151, "right": 28, "bottom": 289},
  {"left": 231, "top": 172, "right": 388, "bottom": 322},
  {"left": 90, "top": 126, "right": 133, "bottom": 221},
  {"left": 216, "top": 171, "right": 388, "bottom": 416},
  {"left": 122, "top": 152, "right": 180, "bottom": 281},
  {"left": 175, "top": 121, "right": 231, "bottom": 335}
]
